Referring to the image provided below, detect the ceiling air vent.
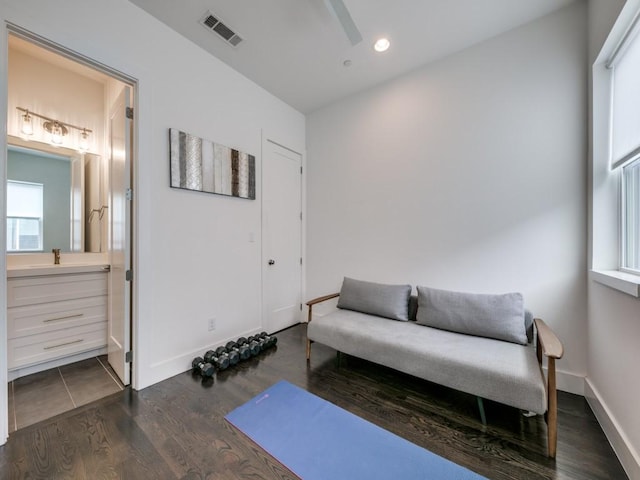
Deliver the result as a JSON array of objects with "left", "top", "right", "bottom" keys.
[{"left": 199, "top": 11, "right": 243, "bottom": 47}]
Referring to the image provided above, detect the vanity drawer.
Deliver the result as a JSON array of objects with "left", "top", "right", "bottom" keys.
[
  {"left": 7, "top": 272, "right": 107, "bottom": 307},
  {"left": 8, "top": 322, "right": 107, "bottom": 370},
  {"left": 8, "top": 295, "right": 107, "bottom": 339}
]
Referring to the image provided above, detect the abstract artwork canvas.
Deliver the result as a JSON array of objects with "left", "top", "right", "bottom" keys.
[{"left": 169, "top": 128, "right": 255, "bottom": 200}]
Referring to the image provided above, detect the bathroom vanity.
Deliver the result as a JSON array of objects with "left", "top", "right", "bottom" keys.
[{"left": 7, "top": 264, "right": 109, "bottom": 380}]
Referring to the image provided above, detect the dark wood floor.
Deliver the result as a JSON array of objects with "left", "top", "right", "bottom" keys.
[{"left": 0, "top": 324, "right": 627, "bottom": 480}]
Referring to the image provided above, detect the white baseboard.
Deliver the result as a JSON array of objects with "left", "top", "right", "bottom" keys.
[
  {"left": 8, "top": 347, "right": 108, "bottom": 382},
  {"left": 555, "top": 368, "right": 585, "bottom": 396},
  {"left": 585, "top": 378, "right": 640, "bottom": 480},
  {"left": 141, "top": 329, "right": 265, "bottom": 390}
]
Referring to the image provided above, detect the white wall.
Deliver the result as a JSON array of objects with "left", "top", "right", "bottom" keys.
[
  {"left": 0, "top": 0, "right": 305, "bottom": 409},
  {"left": 307, "top": 3, "right": 588, "bottom": 394},
  {"left": 588, "top": 1, "right": 640, "bottom": 478}
]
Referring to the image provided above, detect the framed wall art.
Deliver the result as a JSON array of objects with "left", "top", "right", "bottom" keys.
[{"left": 169, "top": 128, "right": 255, "bottom": 200}]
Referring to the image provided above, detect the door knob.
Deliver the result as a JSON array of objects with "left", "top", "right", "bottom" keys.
[{"left": 268, "top": 259, "right": 275, "bottom": 265}]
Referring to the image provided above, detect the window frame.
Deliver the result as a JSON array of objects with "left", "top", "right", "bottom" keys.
[{"left": 608, "top": 13, "right": 640, "bottom": 277}]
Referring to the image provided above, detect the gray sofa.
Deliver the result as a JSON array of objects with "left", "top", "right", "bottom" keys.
[{"left": 306, "top": 278, "right": 564, "bottom": 458}]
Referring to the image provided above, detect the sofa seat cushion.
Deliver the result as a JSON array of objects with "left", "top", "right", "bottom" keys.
[{"left": 308, "top": 309, "right": 547, "bottom": 414}]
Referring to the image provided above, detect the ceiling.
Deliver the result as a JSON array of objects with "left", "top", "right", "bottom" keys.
[{"left": 129, "top": 0, "right": 575, "bottom": 114}]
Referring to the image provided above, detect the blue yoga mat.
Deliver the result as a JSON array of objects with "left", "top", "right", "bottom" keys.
[{"left": 225, "top": 380, "right": 487, "bottom": 480}]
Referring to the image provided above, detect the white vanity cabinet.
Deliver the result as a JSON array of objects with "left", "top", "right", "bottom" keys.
[{"left": 7, "top": 267, "right": 109, "bottom": 373}]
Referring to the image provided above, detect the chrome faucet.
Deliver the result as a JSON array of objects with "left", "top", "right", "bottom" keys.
[{"left": 52, "top": 248, "right": 61, "bottom": 265}]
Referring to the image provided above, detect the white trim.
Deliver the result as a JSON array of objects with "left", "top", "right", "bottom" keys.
[
  {"left": 554, "top": 369, "right": 585, "bottom": 396},
  {"left": 612, "top": 146, "right": 640, "bottom": 170},
  {"left": 0, "top": 22, "right": 9, "bottom": 447},
  {"left": 7, "top": 347, "right": 107, "bottom": 382},
  {"left": 590, "top": 269, "right": 640, "bottom": 297},
  {"left": 585, "top": 378, "right": 640, "bottom": 480},
  {"left": 7, "top": 22, "right": 135, "bottom": 86}
]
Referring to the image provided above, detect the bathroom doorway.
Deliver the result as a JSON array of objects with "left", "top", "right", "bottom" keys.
[{"left": 5, "top": 30, "right": 135, "bottom": 431}]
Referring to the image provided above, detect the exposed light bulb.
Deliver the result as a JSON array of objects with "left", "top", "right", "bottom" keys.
[
  {"left": 78, "top": 129, "right": 89, "bottom": 153},
  {"left": 51, "top": 122, "right": 64, "bottom": 145},
  {"left": 21, "top": 111, "right": 34, "bottom": 136},
  {"left": 374, "top": 37, "right": 390, "bottom": 53}
]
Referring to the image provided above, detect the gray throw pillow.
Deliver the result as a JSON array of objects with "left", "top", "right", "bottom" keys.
[
  {"left": 416, "top": 286, "right": 527, "bottom": 345},
  {"left": 337, "top": 277, "right": 411, "bottom": 321}
]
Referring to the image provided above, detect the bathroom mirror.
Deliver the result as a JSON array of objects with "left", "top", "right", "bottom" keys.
[{"left": 6, "top": 135, "right": 104, "bottom": 253}]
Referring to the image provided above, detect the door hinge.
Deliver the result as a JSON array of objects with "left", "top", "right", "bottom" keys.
[
  {"left": 125, "top": 351, "right": 133, "bottom": 362},
  {"left": 300, "top": 211, "right": 302, "bottom": 221},
  {"left": 126, "top": 107, "right": 134, "bottom": 119},
  {"left": 300, "top": 166, "right": 303, "bottom": 174},
  {"left": 126, "top": 270, "right": 133, "bottom": 281},
  {"left": 126, "top": 188, "right": 133, "bottom": 200},
  {"left": 300, "top": 257, "right": 303, "bottom": 265},
  {"left": 300, "top": 303, "right": 303, "bottom": 311}
]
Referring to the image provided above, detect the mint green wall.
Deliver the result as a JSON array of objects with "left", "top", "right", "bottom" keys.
[{"left": 7, "top": 148, "right": 71, "bottom": 251}]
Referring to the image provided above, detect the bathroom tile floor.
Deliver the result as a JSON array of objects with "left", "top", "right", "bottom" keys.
[{"left": 8, "top": 355, "right": 124, "bottom": 432}]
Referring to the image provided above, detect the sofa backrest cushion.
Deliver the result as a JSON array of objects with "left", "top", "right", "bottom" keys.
[
  {"left": 337, "top": 277, "right": 412, "bottom": 321},
  {"left": 416, "top": 286, "right": 528, "bottom": 345}
]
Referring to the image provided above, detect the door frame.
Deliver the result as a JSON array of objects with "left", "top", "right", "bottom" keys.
[
  {"left": 0, "top": 24, "right": 139, "bottom": 444},
  {"left": 261, "top": 133, "right": 306, "bottom": 332}
]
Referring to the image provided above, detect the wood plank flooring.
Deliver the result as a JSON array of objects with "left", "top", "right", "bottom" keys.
[{"left": 0, "top": 324, "right": 628, "bottom": 479}]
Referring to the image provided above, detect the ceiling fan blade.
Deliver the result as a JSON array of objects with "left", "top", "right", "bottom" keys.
[{"left": 324, "top": 0, "right": 363, "bottom": 46}]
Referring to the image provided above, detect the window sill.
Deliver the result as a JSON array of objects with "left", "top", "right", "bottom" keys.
[{"left": 590, "top": 270, "right": 640, "bottom": 297}]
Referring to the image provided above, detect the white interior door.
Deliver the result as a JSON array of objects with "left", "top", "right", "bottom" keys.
[
  {"left": 263, "top": 140, "right": 302, "bottom": 334},
  {"left": 107, "top": 86, "right": 132, "bottom": 385}
]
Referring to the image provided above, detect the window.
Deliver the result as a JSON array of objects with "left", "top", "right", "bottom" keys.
[
  {"left": 6, "top": 180, "right": 44, "bottom": 252},
  {"left": 609, "top": 21, "right": 640, "bottom": 274}
]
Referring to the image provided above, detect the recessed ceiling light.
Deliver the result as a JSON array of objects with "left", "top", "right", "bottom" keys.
[
  {"left": 343, "top": 59, "right": 352, "bottom": 67},
  {"left": 373, "top": 37, "right": 390, "bottom": 53}
]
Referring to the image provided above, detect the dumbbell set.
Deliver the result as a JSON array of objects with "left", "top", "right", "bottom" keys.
[{"left": 191, "top": 332, "right": 278, "bottom": 378}]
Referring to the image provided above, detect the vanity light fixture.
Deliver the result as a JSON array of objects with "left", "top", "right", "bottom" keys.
[
  {"left": 373, "top": 37, "right": 390, "bottom": 52},
  {"left": 16, "top": 107, "right": 92, "bottom": 153}
]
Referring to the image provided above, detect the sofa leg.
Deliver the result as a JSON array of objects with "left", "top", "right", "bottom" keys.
[
  {"left": 477, "top": 397, "right": 487, "bottom": 426},
  {"left": 306, "top": 339, "right": 312, "bottom": 361}
]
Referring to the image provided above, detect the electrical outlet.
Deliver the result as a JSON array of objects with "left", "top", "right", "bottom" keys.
[{"left": 208, "top": 318, "right": 216, "bottom": 331}]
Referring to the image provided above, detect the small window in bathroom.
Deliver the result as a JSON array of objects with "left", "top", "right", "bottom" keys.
[{"left": 6, "top": 180, "right": 43, "bottom": 252}]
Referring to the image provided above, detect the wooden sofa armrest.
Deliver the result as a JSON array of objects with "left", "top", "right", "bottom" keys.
[
  {"left": 305, "top": 293, "right": 339, "bottom": 361},
  {"left": 533, "top": 318, "right": 564, "bottom": 459},
  {"left": 534, "top": 318, "right": 564, "bottom": 361},
  {"left": 306, "top": 293, "right": 340, "bottom": 323}
]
